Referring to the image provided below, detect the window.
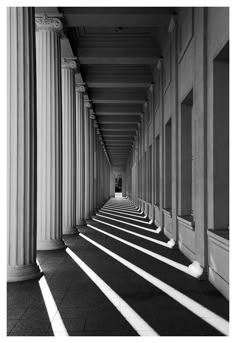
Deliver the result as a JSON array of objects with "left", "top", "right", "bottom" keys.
[
  {"left": 212, "top": 42, "right": 229, "bottom": 230},
  {"left": 179, "top": 90, "right": 193, "bottom": 220}
]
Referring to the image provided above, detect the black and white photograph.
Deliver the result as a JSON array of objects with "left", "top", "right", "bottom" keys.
[{"left": 2, "top": 0, "right": 233, "bottom": 339}]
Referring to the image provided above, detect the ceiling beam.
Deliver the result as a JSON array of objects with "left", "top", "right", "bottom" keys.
[
  {"left": 94, "top": 103, "right": 143, "bottom": 113},
  {"left": 100, "top": 123, "right": 137, "bottom": 129},
  {"left": 98, "top": 115, "right": 140, "bottom": 124},
  {"left": 86, "top": 82, "right": 150, "bottom": 88},
  {"left": 62, "top": 8, "right": 172, "bottom": 27},
  {"left": 104, "top": 138, "right": 133, "bottom": 141},
  {"left": 93, "top": 99, "right": 144, "bottom": 104},
  {"left": 80, "top": 56, "right": 157, "bottom": 65},
  {"left": 101, "top": 130, "right": 137, "bottom": 135}
]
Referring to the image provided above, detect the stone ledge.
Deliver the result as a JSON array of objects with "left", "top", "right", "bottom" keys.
[
  {"left": 207, "top": 229, "right": 229, "bottom": 247},
  {"left": 177, "top": 215, "right": 195, "bottom": 231},
  {"left": 163, "top": 208, "right": 172, "bottom": 217}
]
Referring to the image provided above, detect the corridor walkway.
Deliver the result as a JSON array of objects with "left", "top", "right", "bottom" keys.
[{"left": 7, "top": 198, "right": 229, "bottom": 336}]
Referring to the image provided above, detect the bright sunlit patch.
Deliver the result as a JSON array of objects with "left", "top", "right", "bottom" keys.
[
  {"left": 93, "top": 217, "right": 172, "bottom": 248},
  {"left": 79, "top": 235, "right": 229, "bottom": 336},
  {"left": 104, "top": 204, "right": 140, "bottom": 212},
  {"left": 38, "top": 275, "right": 68, "bottom": 336},
  {"left": 101, "top": 207, "right": 145, "bottom": 219},
  {"left": 96, "top": 213, "right": 159, "bottom": 234},
  {"left": 115, "top": 192, "right": 123, "bottom": 198},
  {"left": 104, "top": 206, "right": 140, "bottom": 213},
  {"left": 66, "top": 248, "right": 158, "bottom": 336},
  {"left": 103, "top": 209, "right": 141, "bottom": 216},
  {"left": 100, "top": 209, "right": 151, "bottom": 224},
  {"left": 87, "top": 224, "right": 200, "bottom": 278}
]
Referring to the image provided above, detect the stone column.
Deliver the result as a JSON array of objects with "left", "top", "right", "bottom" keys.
[
  {"left": 95, "top": 132, "right": 99, "bottom": 208},
  {"left": 61, "top": 58, "right": 77, "bottom": 235},
  {"left": 100, "top": 138, "right": 105, "bottom": 205},
  {"left": 89, "top": 111, "right": 95, "bottom": 215},
  {"left": 84, "top": 100, "right": 91, "bottom": 220},
  {"left": 93, "top": 121, "right": 98, "bottom": 211},
  {"left": 97, "top": 131, "right": 101, "bottom": 207},
  {"left": 122, "top": 168, "right": 127, "bottom": 197},
  {"left": 36, "top": 14, "right": 65, "bottom": 250},
  {"left": 141, "top": 115, "right": 145, "bottom": 203},
  {"left": 150, "top": 85, "right": 155, "bottom": 218},
  {"left": 7, "top": 7, "right": 43, "bottom": 281},
  {"left": 75, "top": 84, "right": 86, "bottom": 226},
  {"left": 159, "top": 60, "right": 164, "bottom": 230}
]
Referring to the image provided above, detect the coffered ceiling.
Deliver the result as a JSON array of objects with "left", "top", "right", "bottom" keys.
[{"left": 59, "top": 7, "right": 174, "bottom": 167}]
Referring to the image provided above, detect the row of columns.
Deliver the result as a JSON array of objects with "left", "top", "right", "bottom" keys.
[{"left": 7, "top": 8, "right": 111, "bottom": 282}]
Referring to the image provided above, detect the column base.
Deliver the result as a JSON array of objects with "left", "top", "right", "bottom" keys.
[
  {"left": 63, "top": 226, "right": 78, "bottom": 235},
  {"left": 156, "top": 226, "right": 162, "bottom": 234},
  {"left": 7, "top": 263, "right": 43, "bottom": 282},
  {"left": 76, "top": 219, "right": 86, "bottom": 226},
  {"left": 167, "top": 238, "right": 176, "bottom": 248},
  {"left": 37, "top": 239, "right": 66, "bottom": 251},
  {"left": 188, "top": 260, "right": 207, "bottom": 279}
]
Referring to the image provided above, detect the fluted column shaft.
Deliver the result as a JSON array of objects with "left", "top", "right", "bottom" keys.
[
  {"left": 100, "top": 139, "right": 104, "bottom": 205},
  {"left": 7, "top": 7, "right": 42, "bottom": 281},
  {"left": 96, "top": 133, "right": 100, "bottom": 208},
  {"left": 97, "top": 135, "right": 101, "bottom": 207},
  {"left": 61, "top": 59, "right": 77, "bottom": 235},
  {"left": 75, "top": 85, "right": 86, "bottom": 225},
  {"left": 93, "top": 123, "right": 98, "bottom": 211},
  {"left": 89, "top": 114, "right": 95, "bottom": 215},
  {"left": 84, "top": 101, "right": 91, "bottom": 219},
  {"left": 36, "top": 14, "right": 65, "bottom": 250}
]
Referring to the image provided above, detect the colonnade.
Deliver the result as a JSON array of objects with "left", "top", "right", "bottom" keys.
[{"left": 7, "top": 8, "right": 111, "bottom": 282}]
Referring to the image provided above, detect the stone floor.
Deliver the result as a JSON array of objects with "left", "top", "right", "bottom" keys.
[{"left": 7, "top": 198, "right": 229, "bottom": 336}]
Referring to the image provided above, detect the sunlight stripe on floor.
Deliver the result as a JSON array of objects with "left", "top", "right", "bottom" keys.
[
  {"left": 104, "top": 205, "right": 140, "bottom": 213},
  {"left": 87, "top": 224, "right": 199, "bottom": 278},
  {"left": 104, "top": 204, "right": 139, "bottom": 210},
  {"left": 101, "top": 208, "right": 145, "bottom": 219},
  {"left": 66, "top": 247, "right": 158, "bottom": 336},
  {"left": 100, "top": 209, "right": 150, "bottom": 224},
  {"left": 80, "top": 234, "right": 229, "bottom": 336},
  {"left": 103, "top": 207, "right": 141, "bottom": 215},
  {"left": 96, "top": 213, "right": 158, "bottom": 234},
  {"left": 38, "top": 275, "right": 68, "bottom": 336},
  {"left": 93, "top": 217, "right": 171, "bottom": 247}
]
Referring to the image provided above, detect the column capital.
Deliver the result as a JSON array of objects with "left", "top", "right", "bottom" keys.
[
  {"left": 61, "top": 57, "right": 77, "bottom": 70},
  {"left": 84, "top": 100, "right": 91, "bottom": 108},
  {"left": 35, "top": 14, "right": 63, "bottom": 32},
  {"left": 75, "top": 84, "right": 86, "bottom": 93},
  {"left": 168, "top": 13, "right": 178, "bottom": 33},
  {"left": 156, "top": 58, "right": 163, "bottom": 71},
  {"left": 89, "top": 108, "right": 95, "bottom": 119},
  {"left": 148, "top": 83, "right": 154, "bottom": 93}
]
